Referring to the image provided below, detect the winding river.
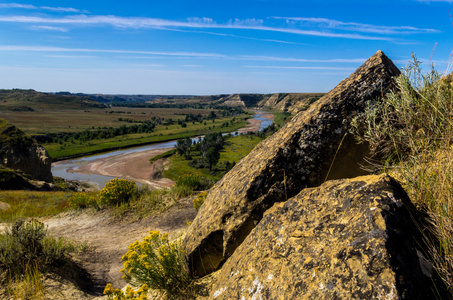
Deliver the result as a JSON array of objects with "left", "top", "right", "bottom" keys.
[{"left": 52, "top": 111, "right": 274, "bottom": 189}]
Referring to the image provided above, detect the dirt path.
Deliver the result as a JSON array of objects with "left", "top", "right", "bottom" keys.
[{"left": 41, "top": 197, "right": 197, "bottom": 298}]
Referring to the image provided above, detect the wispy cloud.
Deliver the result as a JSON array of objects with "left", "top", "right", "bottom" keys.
[
  {"left": 31, "top": 25, "right": 68, "bottom": 32},
  {"left": 0, "top": 45, "right": 226, "bottom": 58},
  {"left": 237, "top": 55, "right": 366, "bottom": 63},
  {"left": 243, "top": 65, "right": 356, "bottom": 71},
  {"left": 416, "top": 0, "right": 453, "bottom": 2},
  {"left": 0, "top": 3, "right": 34, "bottom": 9},
  {"left": 0, "top": 3, "right": 87, "bottom": 13},
  {"left": 46, "top": 55, "right": 96, "bottom": 59},
  {"left": 271, "top": 17, "right": 439, "bottom": 35},
  {"left": 0, "top": 44, "right": 370, "bottom": 65},
  {"left": 0, "top": 14, "right": 390, "bottom": 40}
]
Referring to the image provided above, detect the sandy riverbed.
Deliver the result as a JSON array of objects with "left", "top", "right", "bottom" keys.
[{"left": 62, "top": 113, "right": 275, "bottom": 189}]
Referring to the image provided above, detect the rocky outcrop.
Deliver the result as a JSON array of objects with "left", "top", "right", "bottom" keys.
[
  {"left": 210, "top": 174, "right": 445, "bottom": 299},
  {"left": 183, "top": 51, "right": 401, "bottom": 277},
  {"left": 256, "top": 93, "right": 323, "bottom": 114},
  {"left": 219, "top": 93, "right": 323, "bottom": 114},
  {"left": 0, "top": 119, "right": 53, "bottom": 183}
]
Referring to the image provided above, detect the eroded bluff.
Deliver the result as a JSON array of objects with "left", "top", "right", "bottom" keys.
[
  {"left": 0, "top": 119, "right": 53, "bottom": 183},
  {"left": 210, "top": 175, "right": 446, "bottom": 299},
  {"left": 183, "top": 50, "right": 401, "bottom": 277}
]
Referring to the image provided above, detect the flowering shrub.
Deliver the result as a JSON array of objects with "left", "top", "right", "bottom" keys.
[
  {"left": 69, "top": 192, "right": 97, "bottom": 209},
  {"left": 103, "top": 283, "right": 148, "bottom": 300},
  {"left": 118, "top": 230, "right": 192, "bottom": 297},
  {"left": 193, "top": 191, "right": 207, "bottom": 211},
  {"left": 99, "top": 178, "right": 136, "bottom": 206},
  {"left": 175, "top": 174, "right": 201, "bottom": 189}
]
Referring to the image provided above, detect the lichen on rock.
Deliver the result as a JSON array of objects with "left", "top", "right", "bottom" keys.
[{"left": 210, "top": 174, "right": 446, "bottom": 299}]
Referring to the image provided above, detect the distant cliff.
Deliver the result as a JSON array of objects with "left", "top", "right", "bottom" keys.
[
  {"left": 0, "top": 118, "right": 53, "bottom": 184},
  {"left": 217, "top": 92, "right": 323, "bottom": 114}
]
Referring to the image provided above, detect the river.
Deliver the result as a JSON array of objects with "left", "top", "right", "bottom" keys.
[{"left": 51, "top": 111, "right": 274, "bottom": 189}]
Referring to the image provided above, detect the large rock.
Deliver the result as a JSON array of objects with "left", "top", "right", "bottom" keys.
[
  {"left": 0, "top": 119, "right": 53, "bottom": 183},
  {"left": 210, "top": 174, "right": 446, "bottom": 299},
  {"left": 183, "top": 51, "right": 401, "bottom": 277}
]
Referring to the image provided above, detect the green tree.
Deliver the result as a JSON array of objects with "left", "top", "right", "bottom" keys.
[
  {"left": 176, "top": 137, "right": 192, "bottom": 159},
  {"left": 205, "top": 146, "right": 220, "bottom": 170}
]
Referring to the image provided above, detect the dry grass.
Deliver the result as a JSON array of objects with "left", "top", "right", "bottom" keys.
[
  {"left": 354, "top": 54, "right": 453, "bottom": 293},
  {"left": 0, "top": 191, "right": 72, "bottom": 222}
]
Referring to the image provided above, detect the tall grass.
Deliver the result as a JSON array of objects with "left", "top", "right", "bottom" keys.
[
  {"left": 0, "top": 191, "right": 72, "bottom": 222},
  {"left": 354, "top": 54, "right": 453, "bottom": 292}
]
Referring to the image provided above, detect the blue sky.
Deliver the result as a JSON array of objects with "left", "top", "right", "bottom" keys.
[{"left": 0, "top": 0, "right": 452, "bottom": 95}]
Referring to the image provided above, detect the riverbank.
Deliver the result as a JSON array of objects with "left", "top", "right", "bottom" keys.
[
  {"left": 53, "top": 112, "right": 274, "bottom": 189},
  {"left": 66, "top": 148, "right": 175, "bottom": 190},
  {"left": 47, "top": 116, "right": 250, "bottom": 161}
]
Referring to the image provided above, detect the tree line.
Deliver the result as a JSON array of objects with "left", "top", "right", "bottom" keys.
[{"left": 42, "top": 122, "right": 156, "bottom": 144}]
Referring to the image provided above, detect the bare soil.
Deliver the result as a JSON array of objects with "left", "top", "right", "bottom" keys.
[{"left": 40, "top": 197, "right": 197, "bottom": 299}]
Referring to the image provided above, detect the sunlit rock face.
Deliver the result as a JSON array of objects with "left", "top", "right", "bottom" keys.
[
  {"left": 183, "top": 51, "right": 401, "bottom": 277},
  {"left": 210, "top": 175, "right": 445, "bottom": 300}
]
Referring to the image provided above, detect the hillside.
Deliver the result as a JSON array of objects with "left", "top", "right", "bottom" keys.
[
  {"left": 58, "top": 91, "right": 324, "bottom": 115},
  {"left": 0, "top": 89, "right": 105, "bottom": 111}
]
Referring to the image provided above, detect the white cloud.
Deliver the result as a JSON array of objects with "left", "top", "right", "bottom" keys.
[
  {"left": 0, "top": 45, "right": 371, "bottom": 65},
  {"left": 228, "top": 18, "right": 264, "bottom": 26},
  {"left": 0, "top": 14, "right": 390, "bottom": 40},
  {"left": 243, "top": 65, "right": 356, "bottom": 71},
  {"left": 0, "top": 3, "right": 35, "bottom": 9},
  {"left": 271, "top": 17, "right": 439, "bottom": 34},
  {"left": 0, "top": 3, "right": 86, "bottom": 13},
  {"left": 40, "top": 6, "right": 82, "bottom": 13},
  {"left": 238, "top": 55, "right": 366, "bottom": 63},
  {"left": 31, "top": 25, "right": 68, "bottom": 32},
  {"left": 0, "top": 45, "right": 226, "bottom": 58}
]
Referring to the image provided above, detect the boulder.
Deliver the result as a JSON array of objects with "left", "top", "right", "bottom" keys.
[
  {"left": 210, "top": 174, "right": 446, "bottom": 299},
  {"left": 183, "top": 50, "right": 401, "bottom": 277},
  {"left": 0, "top": 119, "right": 53, "bottom": 183}
]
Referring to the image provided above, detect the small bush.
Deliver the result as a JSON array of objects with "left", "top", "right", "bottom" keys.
[
  {"left": 99, "top": 178, "right": 137, "bottom": 206},
  {"left": 116, "top": 230, "right": 192, "bottom": 298},
  {"left": 0, "top": 219, "right": 75, "bottom": 282},
  {"left": 193, "top": 192, "right": 207, "bottom": 211},
  {"left": 176, "top": 174, "right": 213, "bottom": 191},
  {"left": 68, "top": 192, "right": 97, "bottom": 209}
]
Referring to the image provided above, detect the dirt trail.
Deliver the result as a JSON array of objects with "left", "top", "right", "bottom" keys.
[{"left": 41, "top": 198, "right": 197, "bottom": 298}]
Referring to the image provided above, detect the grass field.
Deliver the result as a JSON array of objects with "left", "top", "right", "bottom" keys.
[
  {"left": 0, "top": 106, "right": 234, "bottom": 135},
  {"left": 45, "top": 115, "right": 249, "bottom": 160},
  {"left": 0, "top": 191, "right": 73, "bottom": 222}
]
